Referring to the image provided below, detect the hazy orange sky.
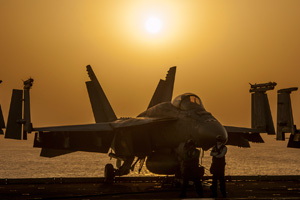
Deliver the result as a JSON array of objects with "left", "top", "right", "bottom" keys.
[{"left": 1, "top": 0, "right": 300, "bottom": 131}]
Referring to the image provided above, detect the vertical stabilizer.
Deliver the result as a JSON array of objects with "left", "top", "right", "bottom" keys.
[
  {"left": 85, "top": 65, "right": 117, "bottom": 123},
  {"left": 0, "top": 105, "right": 5, "bottom": 134},
  {"left": 250, "top": 82, "right": 276, "bottom": 135},
  {"left": 0, "top": 81, "right": 5, "bottom": 134},
  {"left": 277, "top": 87, "right": 298, "bottom": 140},
  {"left": 5, "top": 89, "right": 23, "bottom": 139},
  {"left": 148, "top": 66, "right": 176, "bottom": 109}
]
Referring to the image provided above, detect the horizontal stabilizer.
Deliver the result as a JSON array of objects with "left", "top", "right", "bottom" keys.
[
  {"left": 86, "top": 65, "right": 117, "bottom": 123},
  {"left": 34, "top": 131, "right": 113, "bottom": 153},
  {"left": 5, "top": 89, "right": 23, "bottom": 140},
  {"left": 148, "top": 67, "right": 176, "bottom": 109},
  {"left": 40, "top": 148, "right": 75, "bottom": 158}
]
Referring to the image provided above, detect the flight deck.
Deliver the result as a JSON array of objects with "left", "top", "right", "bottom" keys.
[{"left": 0, "top": 176, "right": 300, "bottom": 199}]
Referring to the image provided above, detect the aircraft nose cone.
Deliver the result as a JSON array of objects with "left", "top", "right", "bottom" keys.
[
  {"left": 214, "top": 125, "right": 228, "bottom": 143},
  {"left": 197, "top": 121, "right": 228, "bottom": 150}
]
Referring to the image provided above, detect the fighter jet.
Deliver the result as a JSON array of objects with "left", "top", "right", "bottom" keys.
[{"left": 5, "top": 66, "right": 266, "bottom": 180}]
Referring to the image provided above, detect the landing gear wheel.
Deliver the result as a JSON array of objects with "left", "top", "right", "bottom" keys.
[
  {"left": 104, "top": 164, "right": 115, "bottom": 183},
  {"left": 116, "top": 159, "right": 122, "bottom": 169}
]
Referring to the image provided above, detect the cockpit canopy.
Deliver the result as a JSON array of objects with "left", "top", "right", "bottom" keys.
[{"left": 172, "top": 93, "right": 205, "bottom": 111}]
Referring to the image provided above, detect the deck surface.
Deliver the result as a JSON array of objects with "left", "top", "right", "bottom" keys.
[{"left": 0, "top": 176, "right": 300, "bottom": 199}]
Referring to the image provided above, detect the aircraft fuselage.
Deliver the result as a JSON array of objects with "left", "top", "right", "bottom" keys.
[{"left": 139, "top": 100, "right": 228, "bottom": 151}]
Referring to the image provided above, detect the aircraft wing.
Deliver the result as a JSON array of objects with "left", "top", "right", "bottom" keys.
[
  {"left": 34, "top": 123, "right": 113, "bottom": 132},
  {"left": 33, "top": 117, "right": 177, "bottom": 156},
  {"left": 34, "top": 117, "right": 176, "bottom": 132},
  {"left": 224, "top": 126, "right": 264, "bottom": 148}
]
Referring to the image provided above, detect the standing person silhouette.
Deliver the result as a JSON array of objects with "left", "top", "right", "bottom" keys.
[
  {"left": 210, "top": 135, "right": 227, "bottom": 198},
  {"left": 179, "top": 139, "right": 203, "bottom": 198}
]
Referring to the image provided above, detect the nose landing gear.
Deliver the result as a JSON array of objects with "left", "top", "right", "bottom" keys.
[
  {"left": 104, "top": 156, "right": 135, "bottom": 183},
  {"left": 104, "top": 164, "right": 115, "bottom": 183}
]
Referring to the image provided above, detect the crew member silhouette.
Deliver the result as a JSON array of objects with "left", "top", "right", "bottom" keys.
[
  {"left": 210, "top": 135, "right": 227, "bottom": 198},
  {"left": 179, "top": 139, "right": 203, "bottom": 198}
]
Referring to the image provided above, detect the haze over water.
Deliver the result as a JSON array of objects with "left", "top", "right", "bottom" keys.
[{"left": 0, "top": 134, "right": 299, "bottom": 178}]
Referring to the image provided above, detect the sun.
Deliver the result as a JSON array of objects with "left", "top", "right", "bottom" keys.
[
  {"left": 145, "top": 17, "right": 163, "bottom": 34},
  {"left": 118, "top": 2, "right": 190, "bottom": 45}
]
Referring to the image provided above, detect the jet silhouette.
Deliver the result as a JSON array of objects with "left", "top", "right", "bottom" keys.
[{"left": 5, "top": 66, "right": 266, "bottom": 180}]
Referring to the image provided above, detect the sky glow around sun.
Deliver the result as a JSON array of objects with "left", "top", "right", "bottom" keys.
[
  {"left": 145, "top": 17, "right": 162, "bottom": 34},
  {"left": 114, "top": 1, "right": 191, "bottom": 47},
  {"left": 1, "top": 1, "right": 300, "bottom": 128}
]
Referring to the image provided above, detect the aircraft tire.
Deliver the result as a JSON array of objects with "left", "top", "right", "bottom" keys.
[
  {"left": 104, "top": 164, "right": 115, "bottom": 183},
  {"left": 116, "top": 159, "right": 122, "bottom": 169}
]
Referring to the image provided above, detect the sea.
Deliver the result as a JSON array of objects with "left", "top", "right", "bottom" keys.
[{"left": 0, "top": 134, "right": 299, "bottom": 178}]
